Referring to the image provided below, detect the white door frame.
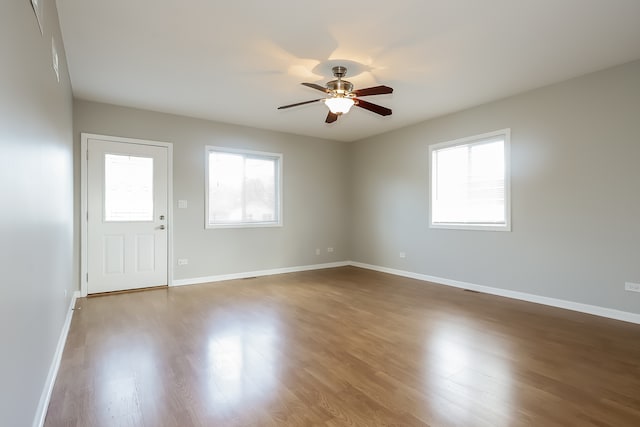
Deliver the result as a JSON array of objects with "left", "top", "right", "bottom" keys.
[{"left": 81, "top": 133, "right": 174, "bottom": 297}]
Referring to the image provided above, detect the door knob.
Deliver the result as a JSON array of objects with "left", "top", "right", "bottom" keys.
[{"left": 159, "top": 225, "right": 166, "bottom": 230}]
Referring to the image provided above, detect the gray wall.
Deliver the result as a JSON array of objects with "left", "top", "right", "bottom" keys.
[
  {"left": 0, "top": 1, "right": 74, "bottom": 426},
  {"left": 350, "top": 60, "right": 640, "bottom": 314},
  {"left": 73, "top": 100, "right": 350, "bottom": 281}
]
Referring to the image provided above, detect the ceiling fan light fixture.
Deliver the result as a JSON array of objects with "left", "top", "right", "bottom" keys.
[
  {"left": 324, "top": 97, "right": 354, "bottom": 114},
  {"left": 278, "top": 66, "right": 392, "bottom": 122}
]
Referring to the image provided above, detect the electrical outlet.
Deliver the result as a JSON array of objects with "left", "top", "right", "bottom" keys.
[
  {"left": 177, "top": 259, "right": 188, "bottom": 266},
  {"left": 315, "top": 248, "right": 321, "bottom": 255},
  {"left": 399, "top": 252, "right": 406, "bottom": 258},
  {"left": 327, "top": 247, "right": 334, "bottom": 253},
  {"left": 625, "top": 282, "right": 640, "bottom": 293}
]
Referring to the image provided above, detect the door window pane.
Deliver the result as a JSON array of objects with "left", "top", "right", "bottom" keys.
[{"left": 104, "top": 154, "right": 153, "bottom": 221}]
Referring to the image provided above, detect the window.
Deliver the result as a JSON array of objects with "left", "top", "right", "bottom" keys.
[
  {"left": 429, "top": 129, "right": 511, "bottom": 231},
  {"left": 206, "top": 146, "right": 282, "bottom": 228},
  {"left": 104, "top": 154, "right": 154, "bottom": 222}
]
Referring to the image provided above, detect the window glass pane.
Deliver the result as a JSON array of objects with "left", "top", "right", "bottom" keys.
[
  {"left": 431, "top": 131, "right": 509, "bottom": 229},
  {"left": 435, "top": 145, "right": 469, "bottom": 201},
  {"left": 469, "top": 141, "right": 505, "bottom": 223},
  {"left": 244, "top": 157, "right": 276, "bottom": 222},
  {"left": 209, "top": 152, "right": 244, "bottom": 223},
  {"left": 104, "top": 154, "right": 153, "bottom": 221},
  {"left": 207, "top": 149, "right": 281, "bottom": 227}
]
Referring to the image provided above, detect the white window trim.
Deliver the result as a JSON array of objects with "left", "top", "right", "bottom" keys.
[
  {"left": 205, "top": 145, "right": 283, "bottom": 229},
  {"left": 429, "top": 128, "right": 511, "bottom": 231}
]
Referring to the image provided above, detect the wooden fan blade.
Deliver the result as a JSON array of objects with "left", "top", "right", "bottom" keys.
[
  {"left": 325, "top": 111, "right": 339, "bottom": 123},
  {"left": 353, "top": 85, "right": 393, "bottom": 97},
  {"left": 355, "top": 98, "right": 392, "bottom": 116},
  {"left": 278, "top": 99, "right": 323, "bottom": 109},
  {"left": 302, "top": 82, "right": 330, "bottom": 93}
]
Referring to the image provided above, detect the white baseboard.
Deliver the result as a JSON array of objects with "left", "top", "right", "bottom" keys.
[
  {"left": 172, "top": 261, "right": 350, "bottom": 287},
  {"left": 33, "top": 290, "right": 80, "bottom": 427},
  {"left": 349, "top": 261, "right": 640, "bottom": 325},
  {"left": 173, "top": 260, "right": 640, "bottom": 324}
]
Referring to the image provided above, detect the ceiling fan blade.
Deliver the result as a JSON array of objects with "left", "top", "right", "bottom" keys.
[
  {"left": 302, "top": 82, "right": 330, "bottom": 93},
  {"left": 278, "top": 98, "right": 324, "bottom": 109},
  {"left": 355, "top": 98, "right": 392, "bottom": 116},
  {"left": 325, "top": 111, "right": 339, "bottom": 123},
  {"left": 352, "top": 85, "right": 393, "bottom": 97}
]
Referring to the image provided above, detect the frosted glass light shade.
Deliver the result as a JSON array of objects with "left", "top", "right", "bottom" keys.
[{"left": 324, "top": 97, "right": 354, "bottom": 114}]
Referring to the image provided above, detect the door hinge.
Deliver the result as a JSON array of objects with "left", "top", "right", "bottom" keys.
[
  {"left": 86, "top": 273, "right": 88, "bottom": 281},
  {"left": 86, "top": 150, "right": 89, "bottom": 160}
]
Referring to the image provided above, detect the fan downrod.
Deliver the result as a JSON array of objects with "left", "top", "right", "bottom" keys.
[
  {"left": 327, "top": 66, "right": 353, "bottom": 93},
  {"left": 332, "top": 66, "right": 348, "bottom": 78}
]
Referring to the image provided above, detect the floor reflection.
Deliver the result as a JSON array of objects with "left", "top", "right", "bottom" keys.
[
  {"left": 425, "top": 319, "right": 514, "bottom": 426},
  {"left": 95, "top": 340, "right": 157, "bottom": 421},
  {"left": 205, "top": 315, "right": 280, "bottom": 412}
]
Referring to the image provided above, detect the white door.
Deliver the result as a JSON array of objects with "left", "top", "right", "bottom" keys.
[{"left": 87, "top": 138, "right": 168, "bottom": 294}]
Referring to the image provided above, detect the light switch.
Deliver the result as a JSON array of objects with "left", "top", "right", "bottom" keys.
[{"left": 178, "top": 200, "right": 188, "bottom": 209}]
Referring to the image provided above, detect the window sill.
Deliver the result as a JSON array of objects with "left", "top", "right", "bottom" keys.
[
  {"left": 430, "top": 223, "right": 511, "bottom": 232},
  {"left": 206, "top": 222, "right": 283, "bottom": 230}
]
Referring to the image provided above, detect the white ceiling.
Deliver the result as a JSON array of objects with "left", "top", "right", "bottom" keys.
[{"left": 57, "top": 0, "right": 640, "bottom": 142}]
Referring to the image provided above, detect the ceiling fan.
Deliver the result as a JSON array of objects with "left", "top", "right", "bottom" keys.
[{"left": 277, "top": 66, "right": 393, "bottom": 123}]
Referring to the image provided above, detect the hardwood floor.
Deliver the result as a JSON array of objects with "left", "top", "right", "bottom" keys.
[{"left": 45, "top": 267, "right": 640, "bottom": 426}]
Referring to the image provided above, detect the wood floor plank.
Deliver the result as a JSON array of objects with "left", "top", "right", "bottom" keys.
[{"left": 45, "top": 267, "right": 640, "bottom": 426}]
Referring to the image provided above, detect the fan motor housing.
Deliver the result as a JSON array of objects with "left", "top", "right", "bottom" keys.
[{"left": 327, "top": 79, "right": 354, "bottom": 94}]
